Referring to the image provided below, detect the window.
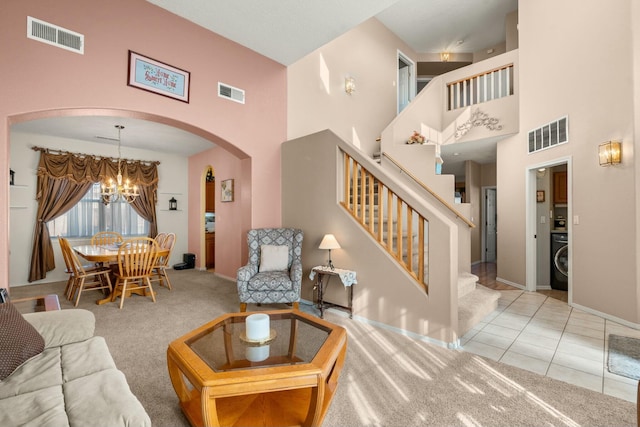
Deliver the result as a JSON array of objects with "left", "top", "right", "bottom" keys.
[{"left": 48, "top": 182, "right": 149, "bottom": 238}]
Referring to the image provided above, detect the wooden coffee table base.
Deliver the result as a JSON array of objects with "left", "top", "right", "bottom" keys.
[{"left": 173, "top": 386, "right": 335, "bottom": 427}]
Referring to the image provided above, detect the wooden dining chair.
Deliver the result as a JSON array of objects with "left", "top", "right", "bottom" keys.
[
  {"left": 112, "top": 237, "right": 160, "bottom": 309},
  {"left": 91, "top": 231, "right": 123, "bottom": 246},
  {"left": 151, "top": 232, "right": 176, "bottom": 290},
  {"left": 155, "top": 232, "right": 168, "bottom": 247},
  {"left": 91, "top": 231, "right": 124, "bottom": 268},
  {"left": 58, "top": 236, "right": 76, "bottom": 299},
  {"left": 59, "top": 237, "right": 113, "bottom": 306}
]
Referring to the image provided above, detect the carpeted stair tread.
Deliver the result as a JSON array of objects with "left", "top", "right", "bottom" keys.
[
  {"left": 457, "top": 272, "right": 478, "bottom": 298},
  {"left": 458, "top": 284, "right": 500, "bottom": 336}
]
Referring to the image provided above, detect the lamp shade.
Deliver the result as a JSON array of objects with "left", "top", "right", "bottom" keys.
[{"left": 319, "top": 234, "right": 341, "bottom": 250}]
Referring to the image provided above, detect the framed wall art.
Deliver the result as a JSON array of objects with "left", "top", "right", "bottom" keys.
[
  {"left": 127, "top": 50, "right": 190, "bottom": 103},
  {"left": 221, "top": 179, "right": 234, "bottom": 202},
  {"left": 536, "top": 190, "right": 545, "bottom": 203}
]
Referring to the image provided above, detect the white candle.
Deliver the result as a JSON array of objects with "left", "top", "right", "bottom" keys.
[
  {"left": 245, "top": 313, "right": 270, "bottom": 341},
  {"left": 246, "top": 344, "right": 270, "bottom": 362}
]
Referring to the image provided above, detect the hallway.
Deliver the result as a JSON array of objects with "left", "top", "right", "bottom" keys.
[{"left": 462, "top": 263, "right": 638, "bottom": 404}]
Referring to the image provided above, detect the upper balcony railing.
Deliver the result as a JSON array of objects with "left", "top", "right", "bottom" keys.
[{"left": 447, "top": 63, "right": 514, "bottom": 111}]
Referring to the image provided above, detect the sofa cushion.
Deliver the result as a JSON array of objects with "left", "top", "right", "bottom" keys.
[
  {"left": 64, "top": 369, "right": 151, "bottom": 427},
  {"left": 0, "top": 347, "right": 62, "bottom": 400},
  {"left": 0, "top": 385, "right": 68, "bottom": 427},
  {"left": 24, "top": 309, "right": 95, "bottom": 349},
  {"left": 61, "top": 336, "right": 116, "bottom": 382},
  {"left": 0, "top": 302, "right": 45, "bottom": 380}
]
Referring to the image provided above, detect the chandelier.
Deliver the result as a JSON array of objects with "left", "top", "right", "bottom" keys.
[{"left": 100, "top": 125, "right": 139, "bottom": 205}]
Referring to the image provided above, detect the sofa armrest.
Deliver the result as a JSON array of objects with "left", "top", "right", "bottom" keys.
[{"left": 23, "top": 309, "right": 95, "bottom": 349}]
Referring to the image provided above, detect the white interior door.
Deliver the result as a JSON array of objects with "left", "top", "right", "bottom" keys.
[
  {"left": 484, "top": 187, "right": 497, "bottom": 262},
  {"left": 398, "top": 66, "right": 409, "bottom": 113}
]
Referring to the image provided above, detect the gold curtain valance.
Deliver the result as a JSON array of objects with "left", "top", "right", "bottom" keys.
[{"left": 32, "top": 146, "right": 160, "bottom": 187}]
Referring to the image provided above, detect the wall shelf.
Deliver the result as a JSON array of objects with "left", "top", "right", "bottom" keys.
[
  {"left": 10, "top": 206, "right": 28, "bottom": 209},
  {"left": 159, "top": 209, "right": 183, "bottom": 212},
  {"left": 159, "top": 192, "right": 183, "bottom": 195},
  {"left": 10, "top": 184, "right": 28, "bottom": 188}
]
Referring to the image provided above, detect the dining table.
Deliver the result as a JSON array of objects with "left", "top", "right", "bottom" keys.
[{"left": 72, "top": 244, "right": 170, "bottom": 305}]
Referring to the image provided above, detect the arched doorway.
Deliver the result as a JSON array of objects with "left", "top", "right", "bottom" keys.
[{"left": 7, "top": 109, "right": 250, "bottom": 285}]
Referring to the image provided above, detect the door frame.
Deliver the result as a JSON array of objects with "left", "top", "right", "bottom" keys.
[
  {"left": 397, "top": 50, "right": 415, "bottom": 114},
  {"left": 525, "top": 156, "right": 572, "bottom": 300}
]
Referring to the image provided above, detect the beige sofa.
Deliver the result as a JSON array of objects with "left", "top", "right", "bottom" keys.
[{"left": 0, "top": 307, "right": 150, "bottom": 427}]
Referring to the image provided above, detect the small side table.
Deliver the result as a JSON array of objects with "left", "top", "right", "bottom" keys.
[
  {"left": 12, "top": 294, "right": 61, "bottom": 313},
  {"left": 310, "top": 266, "right": 357, "bottom": 319}
]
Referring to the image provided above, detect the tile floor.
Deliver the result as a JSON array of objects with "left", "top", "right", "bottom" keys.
[{"left": 460, "top": 289, "right": 639, "bottom": 404}]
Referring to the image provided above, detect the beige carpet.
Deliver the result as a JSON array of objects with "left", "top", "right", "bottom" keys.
[{"left": 11, "top": 270, "right": 636, "bottom": 427}]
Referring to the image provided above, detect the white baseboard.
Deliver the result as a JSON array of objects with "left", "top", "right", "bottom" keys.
[
  {"left": 496, "top": 276, "right": 525, "bottom": 290},
  {"left": 571, "top": 302, "right": 640, "bottom": 331}
]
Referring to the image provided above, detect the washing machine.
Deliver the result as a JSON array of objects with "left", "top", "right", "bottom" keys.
[{"left": 550, "top": 232, "right": 568, "bottom": 291}]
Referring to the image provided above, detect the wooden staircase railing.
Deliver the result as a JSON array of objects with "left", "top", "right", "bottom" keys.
[
  {"left": 341, "top": 152, "right": 428, "bottom": 292},
  {"left": 381, "top": 152, "right": 475, "bottom": 228}
]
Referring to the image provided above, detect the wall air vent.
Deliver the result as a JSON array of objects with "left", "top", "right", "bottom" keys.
[
  {"left": 218, "top": 82, "right": 245, "bottom": 104},
  {"left": 27, "top": 16, "right": 84, "bottom": 54},
  {"left": 528, "top": 116, "right": 568, "bottom": 154}
]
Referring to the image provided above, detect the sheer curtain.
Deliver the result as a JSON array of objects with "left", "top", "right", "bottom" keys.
[{"left": 28, "top": 147, "right": 159, "bottom": 282}]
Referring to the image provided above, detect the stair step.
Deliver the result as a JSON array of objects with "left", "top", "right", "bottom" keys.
[
  {"left": 457, "top": 285, "right": 500, "bottom": 337},
  {"left": 458, "top": 272, "right": 478, "bottom": 298}
]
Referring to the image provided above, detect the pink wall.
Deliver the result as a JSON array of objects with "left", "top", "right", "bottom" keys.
[
  {"left": 0, "top": 0, "right": 287, "bottom": 288},
  {"left": 187, "top": 147, "right": 247, "bottom": 278}
]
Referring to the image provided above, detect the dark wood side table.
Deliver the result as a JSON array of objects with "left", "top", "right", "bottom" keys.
[
  {"left": 310, "top": 266, "right": 357, "bottom": 319},
  {"left": 12, "top": 294, "right": 61, "bottom": 313}
]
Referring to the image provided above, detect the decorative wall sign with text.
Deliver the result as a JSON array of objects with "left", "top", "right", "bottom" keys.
[{"left": 127, "top": 51, "right": 190, "bottom": 103}]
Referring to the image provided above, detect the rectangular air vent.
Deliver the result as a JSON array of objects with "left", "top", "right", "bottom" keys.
[
  {"left": 528, "top": 116, "right": 568, "bottom": 153},
  {"left": 218, "top": 82, "right": 245, "bottom": 104},
  {"left": 27, "top": 16, "right": 84, "bottom": 54}
]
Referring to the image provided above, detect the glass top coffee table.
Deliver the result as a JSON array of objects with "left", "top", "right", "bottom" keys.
[
  {"left": 12, "top": 294, "right": 61, "bottom": 313},
  {"left": 167, "top": 309, "right": 347, "bottom": 427}
]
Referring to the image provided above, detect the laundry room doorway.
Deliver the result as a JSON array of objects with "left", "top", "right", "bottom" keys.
[{"left": 525, "top": 157, "right": 572, "bottom": 301}]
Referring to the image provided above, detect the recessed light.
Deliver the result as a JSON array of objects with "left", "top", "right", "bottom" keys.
[{"left": 453, "top": 152, "right": 460, "bottom": 156}]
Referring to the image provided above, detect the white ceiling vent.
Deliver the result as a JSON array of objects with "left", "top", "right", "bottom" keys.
[
  {"left": 218, "top": 82, "right": 245, "bottom": 104},
  {"left": 27, "top": 16, "right": 84, "bottom": 54}
]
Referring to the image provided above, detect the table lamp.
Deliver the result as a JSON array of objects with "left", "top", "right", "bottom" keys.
[{"left": 319, "top": 234, "right": 340, "bottom": 270}]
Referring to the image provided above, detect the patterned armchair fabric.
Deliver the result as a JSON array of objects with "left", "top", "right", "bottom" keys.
[{"left": 237, "top": 228, "right": 303, "bottom": 309}]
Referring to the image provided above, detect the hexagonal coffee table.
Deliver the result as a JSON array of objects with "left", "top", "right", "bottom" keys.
[{"left": 167, "top": 309, "right": 347, "bottom": 427}]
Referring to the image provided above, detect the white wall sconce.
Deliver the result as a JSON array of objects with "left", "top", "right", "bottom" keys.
[
  {"left": 319, "top": 234, "right": 341, "bottom": 270},
  {"left": 344, "top": 77, "right": 356, "bottom": 95},
  {"left": 598, "top": 141, "right": 622, "bottom": 166},
  {"left": 440, "top": 52, "right": 450, "bottom": 62}
]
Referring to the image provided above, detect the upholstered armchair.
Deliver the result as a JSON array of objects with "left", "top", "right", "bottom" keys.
[{"left": 237, "top": 228, "right": 304, "bottom": 312}]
